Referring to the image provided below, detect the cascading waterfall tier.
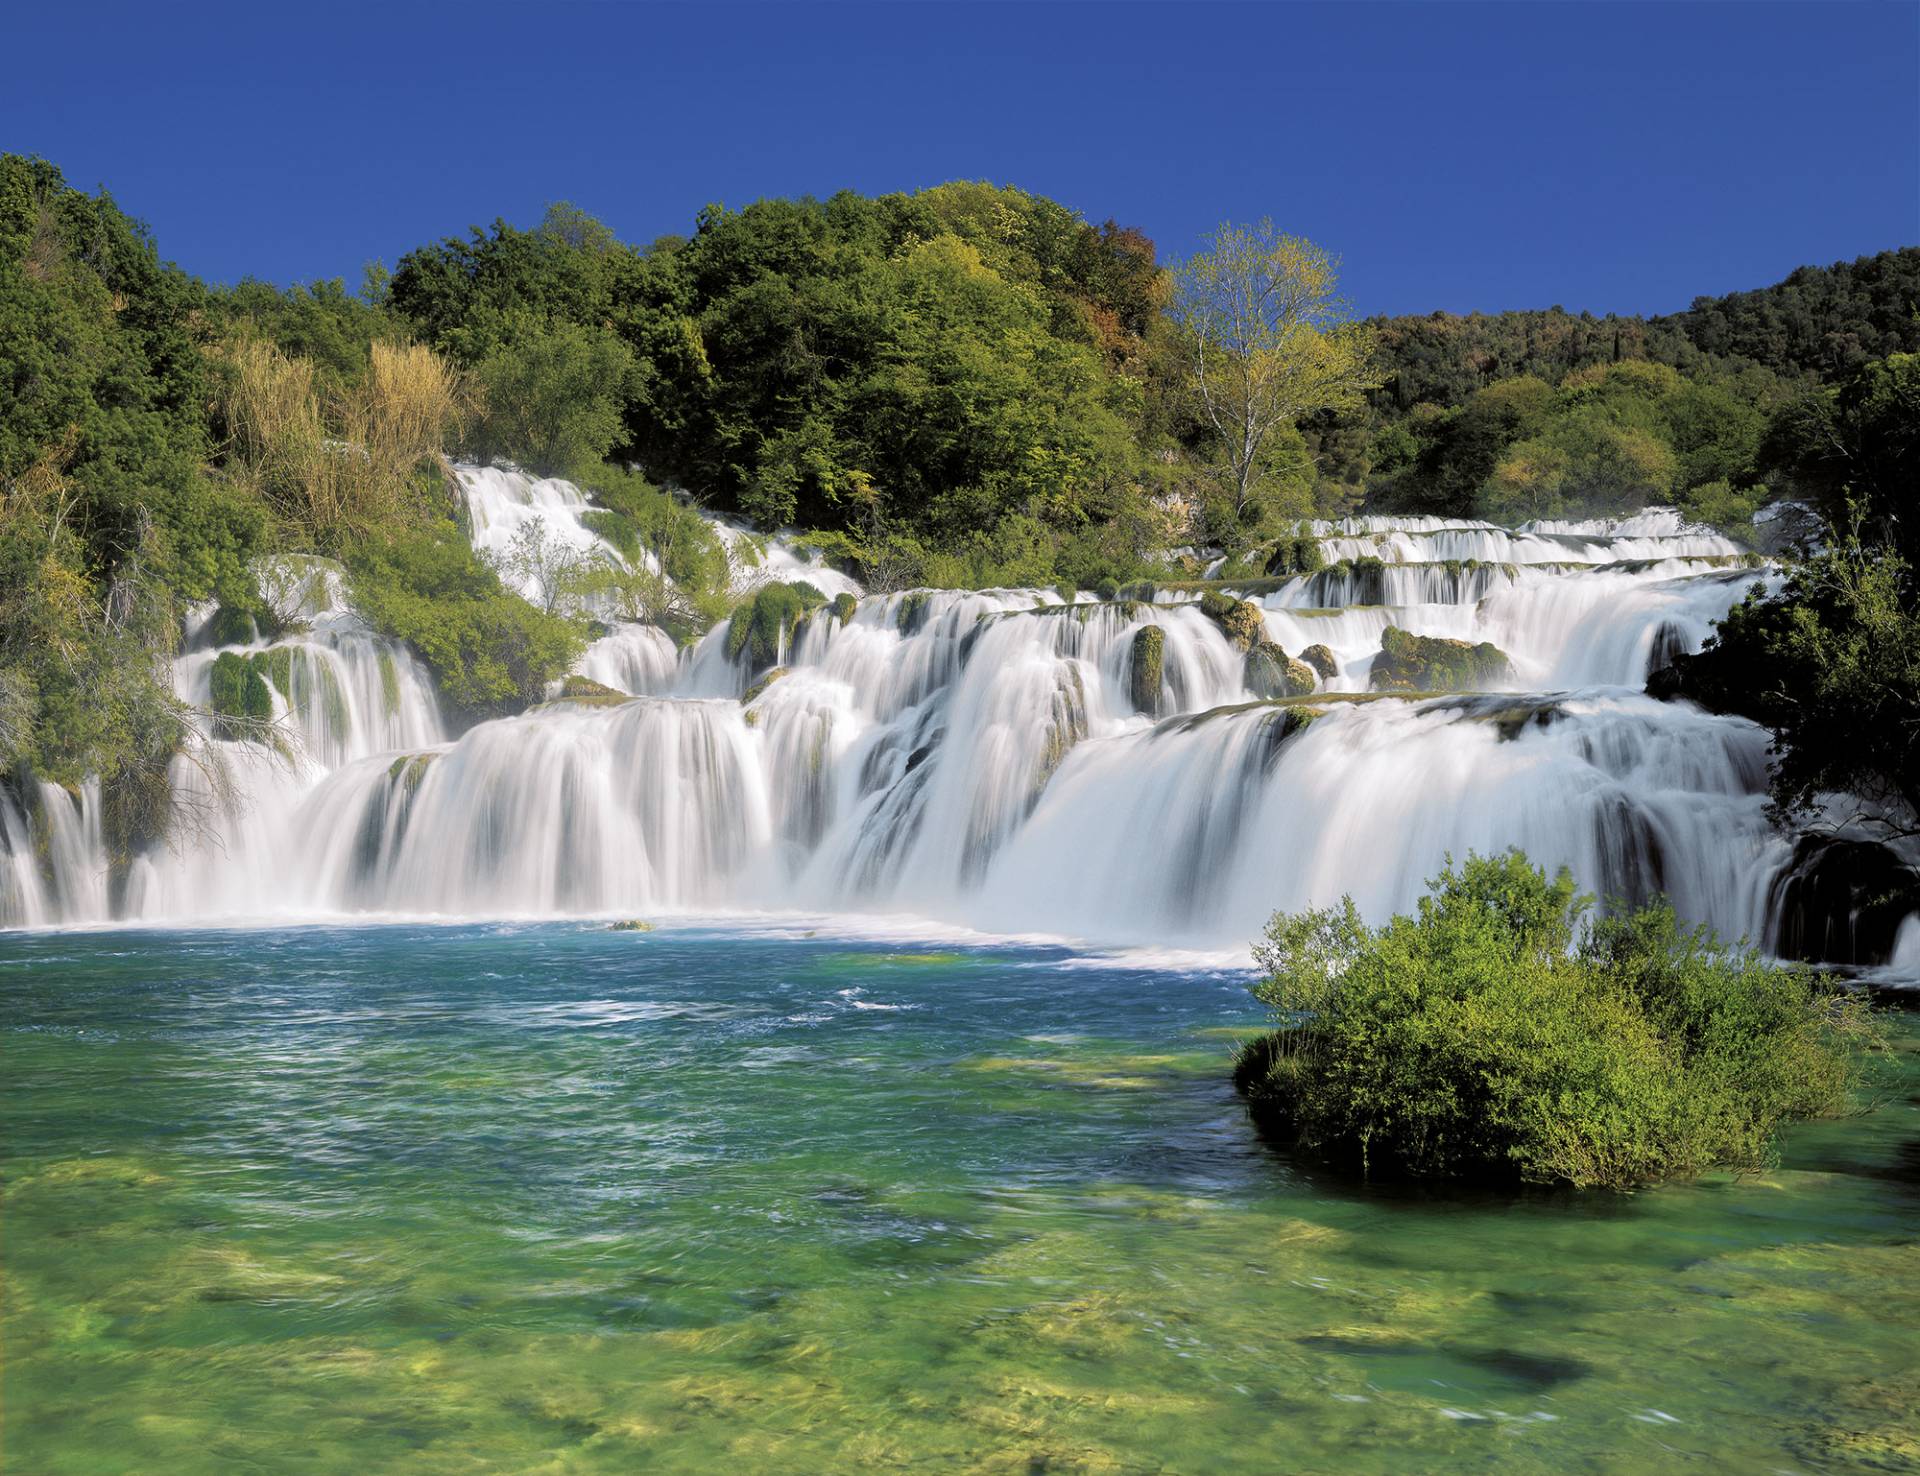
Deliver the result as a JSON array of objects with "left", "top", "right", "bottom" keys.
[{"left": 3, "top": 475, "right": 1912, "bottom": 967}]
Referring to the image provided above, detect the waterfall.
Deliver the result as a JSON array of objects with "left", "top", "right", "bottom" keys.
[{"left": 5, "top": 482, "right": 1912, "bottom": 969}]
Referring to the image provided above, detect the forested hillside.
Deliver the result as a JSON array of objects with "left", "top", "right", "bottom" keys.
[{"left": 2, "top": 149, "right": 1913, "bottom": 842}]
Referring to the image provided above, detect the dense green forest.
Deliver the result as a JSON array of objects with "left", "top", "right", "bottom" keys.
[{"left": 2, "top": 149, "right": 1915, "bottom": 850}]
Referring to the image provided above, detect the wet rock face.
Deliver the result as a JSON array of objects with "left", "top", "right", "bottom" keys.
[
  {"left": 1129, "top": 625, "right": 1165, "bottom": 715},
  {"left": 1243, "top": 641, "right": 1317, "bottom": 700},
  {"left": 1299, "top": 644, "right": 1338, "bottom": 681},
  {"left": 1769, "top": 836, "right": 1920, "bottom": 966}
]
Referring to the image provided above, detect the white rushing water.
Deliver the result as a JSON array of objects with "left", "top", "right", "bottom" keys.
[{"left": 3, "top": 468, "right": 1913, "bottom": 966}]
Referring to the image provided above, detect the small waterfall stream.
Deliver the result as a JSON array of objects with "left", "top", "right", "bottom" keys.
[{"left": 3, "top": 467, "right": 1912, "bottom": 964}]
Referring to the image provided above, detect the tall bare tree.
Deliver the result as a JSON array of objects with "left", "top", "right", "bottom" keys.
[{"left": 1173, "top": 220, "right": 1379, "bottom": 523}]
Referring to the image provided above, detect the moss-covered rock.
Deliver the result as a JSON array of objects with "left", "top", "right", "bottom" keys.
[
  {"left": 741, "top": 667, "right": 790, "bottom": 706},
  {"left": 830, "top": 592, "right": 858, "bottom": 625},
  {"left": 205, "top": 605, "right": 260, "bottom": 648},
  {"left": 1299, "top": 643, "right": 1338, "bottom": 680},
  {"left": 1128, "top": 625, "right": 1164, "bottom": 715},
  {"left": 1369, "top": 625, "right": 1511, "bottom": 693},
  {"left": 1198, "top": 590, "right": 1267, "bottom": 652},
  {"left": 894, "top": 590, "right": 933, "bottom": 635},
  {"left": 1244, "top": 640, "right": 1316, "bottom": 699},
  {"left": 726, "top": 581, "right": 826, "bottom": 672},
  {"left": 552, "top": 674, "right": 630, "bottom": 708},
  {"left": 1264, "top": 534, "right": 1327, "bottom": 579}
]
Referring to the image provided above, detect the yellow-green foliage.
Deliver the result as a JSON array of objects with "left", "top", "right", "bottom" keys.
[
  {"left": 217, "top": 337, "right": 464, "bottom": 543},
  {"left": 1236, "top": 851, "right": 1881, "bottom": 1189}
]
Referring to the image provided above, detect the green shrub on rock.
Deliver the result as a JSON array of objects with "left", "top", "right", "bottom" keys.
[
  {"left": 1234, "top": 851, "right": 1882, "bottom": 1189},
  {"left": 726, "top": 581, "right": 826, "bottom": 672},
  {"left": 1370, "top": 625, "right": 1511, "bottom": 692},
  {"left": 1129, "top": 625, "right": 1165, "bottom": 715},
  {"left": 1265, "top": 534, "right": 1327, "bottom": 579}
]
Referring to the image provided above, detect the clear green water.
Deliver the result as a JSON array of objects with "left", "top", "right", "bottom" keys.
[{"left": 3, "top": 924, "right": 1917, "bottom": 1474}]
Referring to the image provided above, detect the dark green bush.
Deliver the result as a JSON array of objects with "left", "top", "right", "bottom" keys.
[
  {"left": 1265, "top": 533, "right": 1327, "bottom": 579},
  {"left": 1235, "top": 851, "right": 1882, "bottom": 1189}
]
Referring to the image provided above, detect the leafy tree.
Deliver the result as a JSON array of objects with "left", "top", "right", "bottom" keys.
[
  {"left": 466, "top": 315, "right": 635, "bottom": 476},
  {"left": 1479, "top": 413, "right": 1677, "bottom": 521},
  {"left": 1170, "top": 220, "right": 1379, "bottom": 524},
  {"left": 1666, "top": 524, "right": 1920, "bottom": 840},
  {"left": 1760, "top": 353, "right": 1920, "bottom": 567}
]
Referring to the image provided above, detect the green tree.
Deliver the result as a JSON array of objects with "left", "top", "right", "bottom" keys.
[
  {"left": 1171, "top": 220, "right": 1379, "bottom": 524},
  {"left": 1668, "top": 524, "right": 1920, "bottom": 840}
]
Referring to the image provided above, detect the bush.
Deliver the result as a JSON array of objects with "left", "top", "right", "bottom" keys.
[
  {"left": 466, "top": 316, "right": 633, "bottom": 477},
  {"left": 724, "top": 580, "right": 825, "bottom": 672},
  {"left": 206, "top": 650, "right": 273, "bottom": 738},
  {"left": 1235, "top": 851, "right": 1881, "bottom": 1189},
  {"left": 346, "top": 524, "right": 584, "bottom": 721}
]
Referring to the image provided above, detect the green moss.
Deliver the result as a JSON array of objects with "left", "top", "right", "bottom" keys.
[
  {"left": 1244, "top": 640, "right": 1315, "bottom": 699},
  {"left": 830, "top": 592, "right": 858, "bottom": 625},
  {"left": 385, "top": 752, "right": 438, "bottom": 795},
  {"left": 894, "top": 590, "right": 933, "bottom": 636},
  {"left": 376, "top": 648, "right": 401, "bottom": 716},
  {"left": 252, "top": 646, "right": 294, "bottom": 700},
  {"left": 205, "top": 605, "right": 259, "bottom": 648},
  {"left": 1263, "top": 534, "right": 1327, "bottom": 579},
  {"left": 742, "top": 667, "right": 790, "bottom": 705},
  {"left": 207, "top": 652, "right": 273, "bottom": 739},
  {"left": 726, "top": 581, "right": 826, "bottom": 671},
  {"left": 1128, "top": 625, "right": 1164, "bottom": 715},
  {"left": 1370, "top": 625, "right": 1512, "bottom": 693},
  {"left": 1299, "top": 644, "right": 1337, "bottom": 680},
  {"left": 1198, "top": 591, "right": 1267, "bottom": 652}
]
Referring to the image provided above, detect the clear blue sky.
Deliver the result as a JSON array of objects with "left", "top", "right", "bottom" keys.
[{"left": 5, "top": 1, "right": 1916, "bottom": 318}]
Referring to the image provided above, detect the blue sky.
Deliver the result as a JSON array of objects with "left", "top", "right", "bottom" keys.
[{"left": 5, "top": 1, "right": 1915, "bottom": 317}]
